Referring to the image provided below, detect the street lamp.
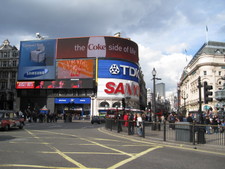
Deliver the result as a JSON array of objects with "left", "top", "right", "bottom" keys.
[
  {"left": 152, "top": 68, "right": 161, "bottom": 124},
  {"left": 181, "top": 92, "right": 188, "bottom": 116}
]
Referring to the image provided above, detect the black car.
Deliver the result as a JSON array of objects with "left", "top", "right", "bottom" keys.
[{"left": 91, "top": 116, "right": 105, "bottom": 124}]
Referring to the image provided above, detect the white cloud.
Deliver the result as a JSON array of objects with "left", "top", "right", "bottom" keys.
[
  {"left": 139, "top": 44, "right": 192, "bottom": 92},
  {"left": 1, "top": 0, "right": 225, "bottom": 96}
]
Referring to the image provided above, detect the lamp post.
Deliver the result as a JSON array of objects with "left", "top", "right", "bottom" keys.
[
  {"left": 181, "top": 92, "right": 188, "bottom": 116},
  {"left": 152, "top": 68, "right": 161, "bottom": 126}
]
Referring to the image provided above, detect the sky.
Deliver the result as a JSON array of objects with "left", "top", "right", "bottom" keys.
[{"left": 1, "top": 0, "right": 225, "bottom": 96}]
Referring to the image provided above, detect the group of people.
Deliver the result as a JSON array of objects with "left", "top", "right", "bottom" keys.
[
  {"left": 116, "top": 108, "right": 225, "bottom": 136},
  {"left": 21, "top": 109, "right": 58, "bottom": 123},
  {"left": 167, "top": 110, "right": 225, "bottom": 134},
  {"left": 117, "top": 112, "right": 144, "bottom": 136}
]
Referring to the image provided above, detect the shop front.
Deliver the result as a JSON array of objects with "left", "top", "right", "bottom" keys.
[{"left": 54, "top": 97, "right": 91, "bottom": 120}]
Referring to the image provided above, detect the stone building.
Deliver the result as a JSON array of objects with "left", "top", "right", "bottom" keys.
[
  {"left": 179, "top": 41, "right": 225, "bottom": 114},
  {"left": 0, "top": 39, "right": 19, "bottom": 110}
]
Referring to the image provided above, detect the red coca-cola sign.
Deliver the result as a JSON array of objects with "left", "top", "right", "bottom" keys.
[{"left": 57, "top": 36, "right": 139, "bottom": 63}]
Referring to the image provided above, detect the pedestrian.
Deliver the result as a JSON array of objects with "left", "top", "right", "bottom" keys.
[
  {"left": 187, "top": 113, "right": 193, "bottom": 123},
  {"left": 128, "top": 112, "right": 135, "bottom": 135},
  {"left": 123, "top": 112, "right": 129, "bottom": 127},
  {"left": 205, "top": 116, "right": 211, "bottom": 134},
  {"left": 136, "top": 113, "right": 143, "bottom": 136}
]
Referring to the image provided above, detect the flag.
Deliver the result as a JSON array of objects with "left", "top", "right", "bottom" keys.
[{"left": 206, "top": 25, "right": 208, "bottom": 32}]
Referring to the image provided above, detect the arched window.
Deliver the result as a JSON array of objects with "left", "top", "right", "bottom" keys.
[
  {"left": 112, "top": 102, "right": 121, "bottom": 108},
  {"left": 99, "top": 101, "right": 109, "bottom": 108}
]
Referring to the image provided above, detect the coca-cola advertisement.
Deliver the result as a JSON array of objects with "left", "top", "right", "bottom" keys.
[{"left": 56, "top": 36, "right": 139, "bottom": 63}]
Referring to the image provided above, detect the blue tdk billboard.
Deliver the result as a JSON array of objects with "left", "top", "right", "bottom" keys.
[
  {"left": 98, "top": 60, "right": 139, "bottom": 82},
  {"left": 18, "top": 39, "right": 56, "bottom": 80}
]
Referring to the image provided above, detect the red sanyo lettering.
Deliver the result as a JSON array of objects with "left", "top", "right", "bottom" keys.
[
  {"left": 88, "top": 44, "right": 106, "bottom": 50},
  {"left": 104, "top": 82, "right": 140, "bottom": 96}
]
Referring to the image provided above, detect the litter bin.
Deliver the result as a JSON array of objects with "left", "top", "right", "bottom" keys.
[
  {"left": 197, "top": 126, "right": 206, "bottom": 144},
  {"left": 175, "top": 122, "right": 193, "bottom": 142}
]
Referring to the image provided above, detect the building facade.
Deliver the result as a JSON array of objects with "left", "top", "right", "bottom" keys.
[
  {"left": 16, "top": 36, "right": 147, "bottom": 117},
  {"left": 156, "top": 82, "right": 165, "bottom": 99},
  {"left": 179, "top": 41, "right": 225, "bottom": 113},
  {"left": 0, "top": 39, "right": 19, "bottom": 110}
]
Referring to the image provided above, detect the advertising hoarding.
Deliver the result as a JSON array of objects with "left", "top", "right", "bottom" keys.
[
  {"left": 16, "top": 81, "right": 35, "bottom": 89},
  {"left": 98, "top": 60, "right": 139, "bottom": 82},
  {"left": 57, "top": 59, "right": 94, "bottom": 79},
  {"left": 97, "top": 78, "right": 140, "bottom": 101},
  {"left": 57, "top": 36, "right": 139, "bottom": 63},
  {"left": 16, "top": 79, "right": 94, "bottom": 89},
  {"left": 18, "top": 39, "right": 56, "bottom": 80}
]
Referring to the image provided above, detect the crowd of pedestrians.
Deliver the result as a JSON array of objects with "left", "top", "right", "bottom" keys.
[
  {"left": 20, "top": 109, "right": 58, "bottom": 123},
  {"left": 115, "top": 108, "right": 225, "bottom": 137}
]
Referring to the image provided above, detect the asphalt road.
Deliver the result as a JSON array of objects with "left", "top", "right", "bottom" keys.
[{"left": 0, "top": 120, "right": 225, "bottom": 169}]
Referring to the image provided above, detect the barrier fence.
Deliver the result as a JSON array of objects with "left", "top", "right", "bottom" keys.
[{"left": 105, "top": 118, "right": 225, "bottom": 147}]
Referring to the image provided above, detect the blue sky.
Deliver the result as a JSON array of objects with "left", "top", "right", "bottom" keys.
[{"left": 1, "top": 0, "right": 225, "bottom": 96}]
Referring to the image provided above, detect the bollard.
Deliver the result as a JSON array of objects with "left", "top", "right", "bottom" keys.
[
  {"left": 163, "top": 120, "right": 166, "bottom": 141},
  {"left": 142, "top": 122, "right": 145, "bottom": 138}
]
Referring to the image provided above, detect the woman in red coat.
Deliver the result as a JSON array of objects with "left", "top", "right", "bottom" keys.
[{"left": 123, "top": 112, "right": 129, "bottom": 127}]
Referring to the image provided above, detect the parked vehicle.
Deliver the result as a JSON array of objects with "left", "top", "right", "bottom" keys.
[
  {"left": 0, "top": 111, "right": 25, "bottom": 131},
  {"left": 91, "top": 116, "right": 105, "bottom": 124}
]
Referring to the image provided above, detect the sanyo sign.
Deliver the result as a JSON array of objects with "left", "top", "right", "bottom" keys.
[{"left": 98, "top": 60, "right": 139, "bottom": 82}]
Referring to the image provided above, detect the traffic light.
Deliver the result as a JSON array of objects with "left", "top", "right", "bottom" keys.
[
  {"left": 203, "top": 82, "right": 213, "bottom": 104},
  {"left": 148, "top": 102, "right": 151, "bottom": 109},
  {"left": 122, "top": 98, "right": 126, "bottom": 109}
]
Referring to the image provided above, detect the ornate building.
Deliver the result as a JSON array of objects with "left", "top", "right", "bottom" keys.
[
  {"left": 179, "top": 41, "right": 225, "bottom": 114},
  {"left": 0, "top": 39, "right": 19, "bottom": 110}
]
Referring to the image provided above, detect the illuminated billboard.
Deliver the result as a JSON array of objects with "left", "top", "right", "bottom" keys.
[
  {"left": 98, "top": 60, "right": 139, "bottom": 82},
  {"left": 57, "top": 36, "right": 139, "bottom": 63},
  {"left": 57, "top": 59, "right": 94, "bottom": 79},
  {"left": 97, "top": 78, "right": 140, "bottom": 101},
  {"left": 16, "top": 79, "right": 94, "bottom": 89},
  {"left": 18, "top": 39, "right": 56, "bottom": 80},
  {"left": 16, "top": 81, "right": 35, "bottom": 89}
]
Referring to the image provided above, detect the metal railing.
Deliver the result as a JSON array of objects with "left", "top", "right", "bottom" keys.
[{"left": 105, "top": 118, "right": 225, "bottom": 146}]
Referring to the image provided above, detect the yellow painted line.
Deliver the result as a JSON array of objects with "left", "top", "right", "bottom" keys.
[
  {"left": 25, "top": 129, "right": 88, "bottom": 169},
  {"left": 0, "top": 164, "right": 81, "bottom": 169},
  {"left": 93, "top": 138, "right": 122, "bottom": 142},
  {"left": 36, "top": 130, "right": 134, "bottom": 157},
  {"left": 9, "top": 141, "right": 49, "bottom": 144},
  {"left": 107, "top": 146, "right": 162, "bottom": 169}
]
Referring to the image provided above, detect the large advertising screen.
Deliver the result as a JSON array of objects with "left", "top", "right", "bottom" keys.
[
  {"left": 97, "top": 78, "right": 140, "bottom": 101},
  {"left": 57, "top": 59, "right": 94, "bottom": 79},
  {"left": 98, "top": 60, "right": 139, "bottom": 82},
  {"left": 57, "top": 36, "right": 139, "bottom": 63},
  {"left": 16, "top": 79, "right": 94, "bottom": 89},
  {"left": 18, "top": 39, "right": 57, "bottom": 80}
]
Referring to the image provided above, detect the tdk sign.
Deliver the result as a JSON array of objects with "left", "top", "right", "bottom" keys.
[
  {"left": 98, "top": 60, "right": 139, "bottom": 82},
  {"left": 24, "top": 68, "right": 49, "bottom": 78}
]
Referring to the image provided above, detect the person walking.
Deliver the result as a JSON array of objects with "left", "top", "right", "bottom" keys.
[
  {"left": 123, "top": 112, "right": 129, "bottom": 127},
  {"left": 136, "top": 113, "right": 143, "bottom": 136}
]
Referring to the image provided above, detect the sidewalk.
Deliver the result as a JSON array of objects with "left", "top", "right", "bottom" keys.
[{"left": 103, "top": 126, "right": 225, "bottom": 155}]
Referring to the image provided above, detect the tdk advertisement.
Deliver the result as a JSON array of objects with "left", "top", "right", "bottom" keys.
[{"left": 98, "top": 60, "right": 139, "bottom": 82}]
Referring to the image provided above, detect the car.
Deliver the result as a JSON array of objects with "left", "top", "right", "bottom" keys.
[
  {"left": 0, "top": 111, "right": 25, "bottom": 131},
  {"left": 91, "top": 116, "right": 105, "bottom": 124}
]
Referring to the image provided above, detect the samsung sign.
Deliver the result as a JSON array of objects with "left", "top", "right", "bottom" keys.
[
  {"left": 24, "top": 68, "right": 49, "bottom": 78},
  {"left": 98, "top": 60, "right": 139, "bottom": 82},
  {"left": 55, "top": 98, "right": 90, "bottom": 104}
]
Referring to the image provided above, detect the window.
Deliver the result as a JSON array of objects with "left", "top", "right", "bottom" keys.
[
  {"left": 204, "top": 71, "right": 207, "bottom": 75},
  {"left": 219, "top": 71, "right": 221, "bottom": 76},
  {"left": 12, "top": 60, "right": 17, "bottom": 67}
]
